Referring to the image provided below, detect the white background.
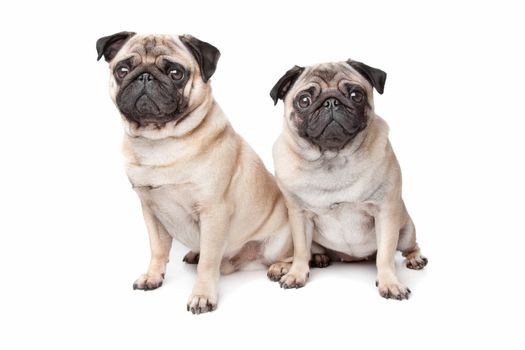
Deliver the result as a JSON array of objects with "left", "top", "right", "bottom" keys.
[{"left": 1, "top": 0, "right": 524, "bottom": 348}]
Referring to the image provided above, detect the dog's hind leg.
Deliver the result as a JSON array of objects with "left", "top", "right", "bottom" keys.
[{"left": 397, "top": 216, "right": 428, "bottom": 270}]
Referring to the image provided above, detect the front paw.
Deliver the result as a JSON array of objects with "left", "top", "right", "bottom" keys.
[
  {"left": 133, "top": 273, "right": 165, "bottom": 291},
  {"left": 376, "top": 279, "right": 411, "bottom": 300},
  {"left": 187, "top": 293, "right": 218, "bottom": 315},
  {"left": 279, "top": 269, "right": 309, "bottom": 289}
]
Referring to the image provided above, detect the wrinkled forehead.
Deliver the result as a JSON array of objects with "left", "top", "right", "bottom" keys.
[
  {"left": 110, "top": 34, "right": 193, "bottom": 67},
  {"left": 297, "top": 62, "right": 369, "bottom": 90}
]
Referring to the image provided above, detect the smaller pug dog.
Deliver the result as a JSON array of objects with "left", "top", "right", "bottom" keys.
[
  {"left": 269, "top": 60, "right": 427, "bottom": 299},
  {"left": 96, "top": 32, "right": 293, "bottom": 314}
]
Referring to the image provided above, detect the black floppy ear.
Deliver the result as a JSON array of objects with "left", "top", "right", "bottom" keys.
[
  {"left": 270, "top": 65, "right": 305, "bottom": 105},
  {"left": 96, "top": 31, "right": 136, "bottom": 62},
  {"left": 346, "top": 59, "right": 387, "bottom": 94},
  {"left": 180, "top": 35, "right": 221, "bottom": 82}
]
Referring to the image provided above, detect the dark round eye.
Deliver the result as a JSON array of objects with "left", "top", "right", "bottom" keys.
[
  {"left": 350, "top": 91, "right": 364, "bottom": 103},
  {"left": 169, "top": 68, "right": 184, "bottom": 81},
  {"left": 298, "top": 94, "right": 312, "bottom": 108},
  {"left": 115, "top": 66, "right": 129, "bottom": 79}
]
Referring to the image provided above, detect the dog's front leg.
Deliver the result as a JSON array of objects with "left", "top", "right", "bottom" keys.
[
  {"left": 133, "top": 203, "right": 173, "bottom": 290},
  {"left": 187, "top": 205, "right": 231, "bottom": 314},
  {"left": 278, "top": 208, "right": 312, "bottom": 289},
  {"left": 375, "top": 208, "right": 411, "bottom": 300}
]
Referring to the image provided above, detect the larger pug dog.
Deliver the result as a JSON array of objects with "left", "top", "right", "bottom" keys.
[
  {"left": 96, "top": 32, "right": 292, "bottom": 314},
  {"left": 269, "top": 60, "right": 427, "bottom": 299}
]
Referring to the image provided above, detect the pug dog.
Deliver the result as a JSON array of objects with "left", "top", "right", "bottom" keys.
[
  {"left": 269, "top": 60, "right": 427, "bottom": 300},
  {"left": 96, "top": 32, "right": 293, "bottom": 314}
]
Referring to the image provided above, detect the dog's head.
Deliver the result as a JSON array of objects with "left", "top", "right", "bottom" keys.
[
  {"left": 97, "top": 32, "right": 220, "bottom": 137},
  {"left": 270, "top": 60, "right": 386, "bottom": 151}
]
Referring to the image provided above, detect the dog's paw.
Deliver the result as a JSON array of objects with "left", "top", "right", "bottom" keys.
[
  {"left": 187, "top": 293, "right": 217, "bottom": 315},
  {"left": 267, "top": 262, "right": 292, "bottom": 282},
  {"left": 310, "top": 254, "right": 331, "bottom": 268},
  {"left": 132, "top": 273, "right": 165, "bottom": 291},
  {"left": 182, "top": 251, "right": 200, "bottom": 264},
  {"left": 279, "top": 269, "right": 309, "bottom": 289},
  {"left": 405, "top": 254, "right": 428, "bottom": 270},
  {"left": 376, "top": 279, "right": 411, "bottom": 300}
]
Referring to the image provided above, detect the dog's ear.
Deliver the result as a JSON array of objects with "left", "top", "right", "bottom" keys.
[
  {"left": 180, "top": 35, "right": 221, "bottom": 82},
  {"left": 270, "top": 65, "right": 305, "bottom": 105},
  {"left": 346, "top": 59, "right": 387, "bottom": 94},
  {"left": 96, "top": 31, "right": 136, "bottom": 62}
]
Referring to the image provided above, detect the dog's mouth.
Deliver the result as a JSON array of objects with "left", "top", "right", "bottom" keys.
[
  {"left": 117, "top": 90, "right": 187, "bottom": 126},
  {"left": 309, "top": 120, "right": 359, "bottom": 150},
  {"left": 130, "top": 95, "right": 179, "bottom": 124},
  {"left": 318, "top": 121, "right": 350, "bottom": 145},
  {"left": 135, "top": 95, "right": 161, "bottom": 116},
  {"left": 298, "top": 102, "right": 367, "bottom": 151}
]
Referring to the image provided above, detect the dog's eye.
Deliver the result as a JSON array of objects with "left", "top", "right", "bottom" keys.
[
  {"left": 350, "top": 91, "right": 364, "bottom": 103},
  {"left": 169, "top": 68, "right": 184, "bottom": 81},
  {"left": 115, "top": 67, "right": 129, "bottom": 80},
  {"left": 298, "top": 94, "right": 312, "bottom": 108}
]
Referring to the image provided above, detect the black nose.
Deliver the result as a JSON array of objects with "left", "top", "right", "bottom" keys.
[
  {"left": 138, "top": 73, "right": 153, "bottom": 82},
  {"left": 324, "top": 98, "right": 340, "bottom": 110}
]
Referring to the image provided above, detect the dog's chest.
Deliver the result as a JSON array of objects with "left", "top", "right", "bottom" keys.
[
  {"left": 134, "top": 182, "right": 201, "bottom": 250},
  {"left": 311, "top": 203, "right": 377, "bottom": 258},
  {"left": 129, "top": 163, "right": 202, "bottom": 251},
  {"left": 288, "top": 163, "right": 380, "bottom": 258},
  {"left": 287, "top": 159, "right": 377, "bottom": 209}
]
